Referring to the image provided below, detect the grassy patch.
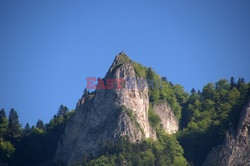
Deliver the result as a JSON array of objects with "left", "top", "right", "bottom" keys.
[
  {"left": 132, "top": 61, "right": 147, "bottom": 78},
  {"left": 117, "top": 53, "right": 130, "bottom": 63}
]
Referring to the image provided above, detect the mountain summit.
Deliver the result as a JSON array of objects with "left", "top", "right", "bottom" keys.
[{"left": 54, "top": 53, "right": 178, "bottom": 165}]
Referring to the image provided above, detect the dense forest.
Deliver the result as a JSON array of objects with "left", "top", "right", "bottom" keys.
[
  {"left": 0, "top": 105, "right": 74, "bottom": 165},
  {"left": 0, "top": 64, "right": 249, "bottom": 166}
]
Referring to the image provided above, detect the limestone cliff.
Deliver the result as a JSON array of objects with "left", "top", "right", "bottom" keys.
[
  {"left": 153, "top": 102, "right": 178, "bottom": 134},
  {"left": 54, "top": 53, "right": 178, "bottom": 165},
  {"left": 203, "top": 100, "right": 250, "bottom": 166}
]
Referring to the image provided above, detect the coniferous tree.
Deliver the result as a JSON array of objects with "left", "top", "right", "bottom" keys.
[
  {"left": 36, "top": 120, "right": 45, "bottom": 130},
  {"left": 146, "top": 67, "right": 154, "bottom": 80},
  {"left": 191, "top": 88, "right": 196, "bottom": 94},
  {"left": 237, "top": 77, "right": 245, "bottom": 88},
  {"left": 230, "top": 77, "right": 236, "bottom": 88},
  {"left": 178, "top": 78, "right": 250, "bottom": 166},
  {"left": 57, "top": 105, "right": 68, "bottom": 117},
  {"left": 8, "top": 108, "right": 22, "bottom": 138},
  {"left": 0, "top": 109, "right": 8, "bottom": 138},
  {"left": 241, "top": 77, "right": 245, "bottom": 83},
  {"left": 161, "top": 77, "right": 167, "bottom": 82},
  {"left": 24, "top": 123, "right": 31, "bottom": 135}
]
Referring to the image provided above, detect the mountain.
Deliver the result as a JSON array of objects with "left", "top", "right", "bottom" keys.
[
  {"left": 1, "top": 52, "right": 249, "bottom": 166},
  {"left": 203, "top": 100, "right": 250, "bottom": 166},
  {"left": 54, "top": 53, "right": 179, "bottom": 165}
]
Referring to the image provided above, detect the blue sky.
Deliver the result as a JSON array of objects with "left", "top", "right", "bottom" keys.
[{"left": 0, "top": 0, "right": 250, "bottom": 126}]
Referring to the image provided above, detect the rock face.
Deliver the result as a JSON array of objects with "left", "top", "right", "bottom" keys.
[
  {"left": 153, "top": 102, "right": 178, "bottom": 134},
  {"left": 203, "top": 100, "right": 250, "bottom": 166},
  {"left": 54, "top": 53, "right": 178, "bottom": 165}
]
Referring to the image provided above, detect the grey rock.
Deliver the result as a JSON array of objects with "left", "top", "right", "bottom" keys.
[
  {"left": 54, "top": 54, "right": 178, "bottom": 165},
  {"left": 153, "top": 102, "right": 178, "bottom": 134},
  {"left": 203, "top": 100, "right": 250, "bottom": 166}
]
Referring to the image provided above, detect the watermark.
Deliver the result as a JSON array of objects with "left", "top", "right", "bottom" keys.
[{"left": 86, "top": 77, "right": 162, "bottom": 90}]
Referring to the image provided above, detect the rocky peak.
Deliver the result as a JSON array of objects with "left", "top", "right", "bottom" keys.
[
  {"left": 54, "top": 53, "right": 178, "bottom": 165},
  {"left": 92, "top": 52, "right": 155, "bottom": 139},
  {"left": 112, "top": 52, "right": 131, "bottom": 65},
  {"left": 105, "top": 52, "right": 131, "bottom": 78}
]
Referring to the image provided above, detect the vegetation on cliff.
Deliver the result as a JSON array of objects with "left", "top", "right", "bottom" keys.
[
  {"left": 178, "top": 77, "right": 250, "bottom": 165},
  {"left": 0, "top": 53, "right": 249, "bottom": 166},
  {"left": 132, "top": 61, "right": 188, "bottom": 120},
  {"left": 84, "top": 132, "right": 188, "bottom": 166}
]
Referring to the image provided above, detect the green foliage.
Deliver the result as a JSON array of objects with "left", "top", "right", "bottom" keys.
[
  {"left": 146, "top": 68, "right": 184, "bottom": 120},
  {"left": 1, "top": 74, "right": 248, "bottom": 166},
  {"left": 157, "top": 80, "right": 183, "bottom": 120},
  {"left": 87, "top": 155, "right": 116, "bottom": 166},
  {"left": 132, "top": 61, "right": 147, "bottom": 78},
  {"left": 57, "top": 105, "right": 69, "bottom": 117},
  {"left": 24, "top": 123, "right": 31, "bottom": 135},
  {"left": 132, "top": 62, "right": 186, "bottom": 120},
  {"left": 117, "top": 53, "right": 130, "bottom": 63},
  {"left": 8, "top": 108, "right": 22, "bottom": 138},
  {"left": 178, "top": 78, "right": 250, "bottom": 166},
  {"left": 0, "top": 109, "right": 8, "bottom": 138},
  {"left": 12, "top": 107, "right": 74, "bottom": 165},
  {"left": 172, "top": 85, "right": 189, "bottom": 105},
  {"left": 84, "top": 135, "right": 188, "bottom": 166},
  {"left": 0, "top": 138, "right": 15, "bottom": 162},
  {"left": 148, "top": 105, "right": 160, "bottom": 128},
  {"left": 35, "top": 119, "right": 45, "bottom": 131},
  {"left": 110, "top": 53, "right": 131, "bottom": 74}
]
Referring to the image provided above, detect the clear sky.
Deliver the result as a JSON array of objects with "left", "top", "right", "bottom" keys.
[{"left": 0, "top": 0, "right": 250, "bottom": 126}]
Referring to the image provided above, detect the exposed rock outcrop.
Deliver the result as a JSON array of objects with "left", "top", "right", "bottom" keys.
[
  {"left": 203, "top": 100, "right": 250, "bottom": 166},
  {"left": 54, "top": 53, "right": 178, "bottom": 165},
  {"left": 153, "top": 102, "right": 178, "bottom": 134}
]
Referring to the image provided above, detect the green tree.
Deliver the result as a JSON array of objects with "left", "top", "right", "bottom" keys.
[
  {"left": 57, "top": 105, "right": 68, "bottom": 117},
  {"left": 0, "top": 138, "right": 15, "bottom": 162},
  {"left": 215, "top": 79, "right": 229, "bottom": 91},
  {"left": 178, "top": 78, "right": 250, "bottom": 166},
  {"left": 191, "top": 88, "right": 196, "bottom": 94},
  {"left": 8, "top": 108, "right": 22, "bottom": 138},
  {"left": 87, "top": 155, "right": 115, "bottom": 166},
  {"left": 117, "top": 154, "right": 126, "bottom": 166},
  {"left": 230, "top": 77, "right": 236, "bottom": 88},
  {"left": 0, "top": 109, "right": 8, "bottom": 138},
  {"left": 162, "top": 77, "right": 167, "bottom": 82},
  {"left": 24, "top": 123, "right": 31, "bottom": 135},
  {"left": 142, "top": 150, "right": 155, "bottom": 166},
  {"left": 13, "top": 110, "right": 75, "bottom": 165},
  {"left": 202, "top": 83, "right": 216, "bottom": 100},
  {"left": 36, "top": 120, "right": 45, "bottom": 131},
  {"left": 172, "top": 84, "right": 188, "bottom": 105}
]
